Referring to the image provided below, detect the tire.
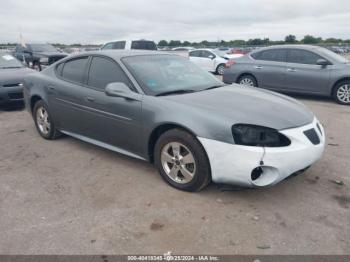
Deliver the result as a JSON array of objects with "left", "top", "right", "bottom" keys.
[
  {"left": 238, "top": 74, "right": 258, "bottom": 87},
  {"left": 154, "top": 128, "right": 211, "bottom": 192},
  {"left": 333, "top": 81, "right": 350, "bottom": 105},
  {"left": 216, "top": 64, "right": 226, "bottom": 75},
  {"left": 33, "top": 100, "right": 61, "bottom": 139},
  {"left": 32, "top": 61, "right": 42, "bottom": 71}
]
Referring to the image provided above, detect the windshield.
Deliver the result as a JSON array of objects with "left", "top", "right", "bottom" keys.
[
  {"left": 0, "top": 54, "right": 24, "bottom": 68},
  {"left": 122, "top": 55, "right": 223, "bottom": 96},
  {"left": 318, "top": 47, "right": 349, "bottom": 63},
  {"left": 28, "top": 44, "right": 57, "bottom": 52}
]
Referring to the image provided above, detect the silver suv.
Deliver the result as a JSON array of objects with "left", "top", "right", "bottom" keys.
[{"left": 223, "top": 45, "right": 350, "bottom": 105}]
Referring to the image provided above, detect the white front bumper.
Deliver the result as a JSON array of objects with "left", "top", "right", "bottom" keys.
[{"left": 198, "top": 118, "right": 325, "bottom": 187}]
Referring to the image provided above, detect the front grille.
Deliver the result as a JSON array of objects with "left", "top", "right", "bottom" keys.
[
  {"left": 8, "top": 92, "right": 24, "bottom": 100},
  {"left": 304, "top": 128, "right": 320, "bottom": 145},
  {"left": 48, "top": 56, "right": 65, "bottom": 65}
]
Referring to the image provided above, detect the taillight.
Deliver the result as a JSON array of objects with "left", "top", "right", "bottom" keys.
[{"left": 225, "top": 60, "right": 236, "bottom": 68}]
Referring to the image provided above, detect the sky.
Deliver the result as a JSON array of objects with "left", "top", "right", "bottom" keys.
[{"left": 1, "top": 0, "right": 350, "bottom": 44}]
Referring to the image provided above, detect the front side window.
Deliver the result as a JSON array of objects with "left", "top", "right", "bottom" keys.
[
  {"left": 113, "top": 41, "right": 126, "bottom": 49},
  {"left": 287, "top": 49, "right": 323, "bottom": 65},
  {"left": 61, "top": 57, "right": 88, "bottom": 84},
  {"left": 189, "top": 50, "right": 202, "bottom": 57},
  {"left": 202, "top": 51, "right": 214, "bottom": 58},
  {"left": 102, "top": 43, "right": 114, "bottom": 50},
  {"left": 122, "top": 55, "right": 223, "bottom": 96},
  {"left": 87, "top": 56, "right": 132, "bottom": 90}
]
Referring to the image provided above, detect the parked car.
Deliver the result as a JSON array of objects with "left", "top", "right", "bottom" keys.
[
  {"left": 101, "top": 40, "right": 157, "bottom": 51},
  {"left": 24, "top": 50, "right": 325, "bottom": 192},
  {"left": 0, "top": 52, "right": 34, "bottom": 106},
  {"left": 172, "top": 47, "right": 195, "bottom": 51},
  {"left": 223, "top": 45, "right": 350, "bottom": 105},
  {"left": 189, "top": 48, "right": 243, "bottom": 75},
  {"left": 13, "top": 43, "right": 67, "bottom": 71}
]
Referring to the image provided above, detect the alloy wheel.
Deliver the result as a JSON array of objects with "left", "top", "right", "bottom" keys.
[
  {"left": 337, "top": 84, "right": 350, "bottom": 104},
  {"left": 239, "top": 78, "right": 255, "bottom": 86},
  {"left": 36, "top": 107, "right": 51, "bottom": 135},
  {"left": 160, "top": 142, "right": 196, "bottom": 184},
  {"left": 217, "top": 65, "right": 225, "bottom": 75}
]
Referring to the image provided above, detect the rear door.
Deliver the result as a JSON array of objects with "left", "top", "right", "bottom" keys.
[
  {"left": 250, "top": 49, "right": 288, "bottom": 90},
  {"left": 48, "top": 56, "right": 90, "bottom": 135},
  {"left": 189, "top": 50, "right": 203, "bottom": 68},
  {"left": 285, "top": 49, "right": 331, "bottom": 94}
]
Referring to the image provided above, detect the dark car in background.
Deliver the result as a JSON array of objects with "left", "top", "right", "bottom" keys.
[
  {"left": 223, "top": 45, "right": 350, "bottom": 105},
  {"left": 13, "top": 43, "right": 67, "bottom": 71},
  {"left": 0, "top": 52, "right": 34, "bottom": 106}
]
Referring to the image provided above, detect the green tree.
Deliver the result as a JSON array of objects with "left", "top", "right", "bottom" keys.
[
  {"left": 285, "top": 35, "right": 297, "bottom": 43},
  {"left": 168, "top": 40, "right": 182, "bottom": 47},
  {"left": 182, "top": 41, "right": 191, "bottom": 46},
  {"left": 302, "top": 35, "right": 320, "bottom": 44},
  {"left": 158, "top": 40, "right": 168, "bottom": 46}
]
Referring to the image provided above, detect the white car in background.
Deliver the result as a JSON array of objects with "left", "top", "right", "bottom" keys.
[
  {"left": 101, "top": 40, "right": 158, "bottom": 51},
  {"left": 189, "top": 48, "right": 243, "bottom": 75}
]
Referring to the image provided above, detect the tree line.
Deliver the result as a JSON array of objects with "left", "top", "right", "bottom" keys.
[{"left": 158, "top": 35, "right": 350, "bottom": 47}]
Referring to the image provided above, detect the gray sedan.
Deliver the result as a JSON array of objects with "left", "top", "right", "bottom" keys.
[
  {"left": 223, "top": 45, "right": 350, "bottom": 105},
  {"left": 23, "top": 51, "right": 325, "bottom": 192}
]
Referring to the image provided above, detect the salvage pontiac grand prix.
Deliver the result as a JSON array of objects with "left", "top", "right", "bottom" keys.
[{"left": 23, "top": 51, "right": 325, "bottom": 192}]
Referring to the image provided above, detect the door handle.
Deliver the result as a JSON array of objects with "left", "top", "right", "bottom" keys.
[
  {"left": 254, "top": 65, "right": 263, "bottom": 69},
  {"left": 85, "top": 96, "right": 95, "bottom": 102},
  {"left": 287, "top": 68, "right": 297, "bottom": 72}
]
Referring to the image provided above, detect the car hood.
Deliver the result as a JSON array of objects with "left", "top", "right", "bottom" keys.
[
  {"left": 0, "top": 67, "right": 35, "bottom": 85},
  {"left": 164, "top": 85, "right": 314, "bottom": 130}
]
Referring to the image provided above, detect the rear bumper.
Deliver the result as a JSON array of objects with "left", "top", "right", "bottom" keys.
[
  {"left": 0, "top": 85, "right": 24, "bottom": 105},
  {"left": 198, "top": 118, "right": 325, "bottom": 187}
]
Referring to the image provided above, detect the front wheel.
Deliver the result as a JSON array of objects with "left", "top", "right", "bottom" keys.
[
  {"left": 33, "top": 100, "right": 61, "bottom": 139},
  {"left": 216, "top": 64, "right": 226, "bottom": 75},
  {"left": 154, "top": 129, "right": 211, "bottom": 192},
  {"left": 333, "top": 81, "right": 350, "bottom": 105},
  {"left": 238, "top": 75, "right": 257, "bottom": 87}
]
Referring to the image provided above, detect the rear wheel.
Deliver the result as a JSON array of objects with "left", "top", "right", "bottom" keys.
[
  {"left": 333, "top": 81, "right": 350, "bottom": 105},
  {"left": 238, "top": 74, "right": 257, "bottom": 87},
  {"left": 33, "top": 100, "right": 61, "bottom": 139},
  {"left": 154, "top": 129, "right": 211, "bottom": 192}
]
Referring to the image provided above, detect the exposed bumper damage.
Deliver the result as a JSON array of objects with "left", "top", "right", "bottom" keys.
[{"left": 198, "top": 118, "right": 325, "bottom": 187}]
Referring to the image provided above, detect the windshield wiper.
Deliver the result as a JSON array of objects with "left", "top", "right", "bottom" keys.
[
  {"left": 203, "top": 84, "right": 225, "bottom": 91},
  {"left": 156, "top": 89, "right": 196, "bottom": 96}
]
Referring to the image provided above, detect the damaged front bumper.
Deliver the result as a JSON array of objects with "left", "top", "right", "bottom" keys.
[{"left": 198, "top": 118, "right": 325, "bottom": 187}]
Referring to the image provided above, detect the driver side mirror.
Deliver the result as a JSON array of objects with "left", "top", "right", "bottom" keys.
[
  {"left": 316, "top": 59, "right": 330, "bottom": 66},
  {"left": 208, "top": 55, "right": 215, "bottom": 60},
  {"left": 105, "top": 82, "right": 141, "bottom": 101}
]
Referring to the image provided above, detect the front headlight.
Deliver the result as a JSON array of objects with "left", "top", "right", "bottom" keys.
[
  {"left": 39, "top": 57, "right": 49, "bottom": 63},
  {"left": 232, "top": 124, "right": 291, "bottom": 147}
]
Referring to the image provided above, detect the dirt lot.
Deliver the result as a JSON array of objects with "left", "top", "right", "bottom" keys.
[{"left": 0, "top": 95, "right": 350, "bottom": 255}]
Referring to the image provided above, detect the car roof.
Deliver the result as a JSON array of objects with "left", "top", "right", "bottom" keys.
[
  {"left": 254, "top": 45, "right": 321, "bottom": 52},
  {"left": 65, "top": 50, "right": 173, "bottom": 60}
]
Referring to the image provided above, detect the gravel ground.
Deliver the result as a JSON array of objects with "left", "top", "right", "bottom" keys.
[{"left": 0, "top": 94, "right": 349, "bottom": 255}]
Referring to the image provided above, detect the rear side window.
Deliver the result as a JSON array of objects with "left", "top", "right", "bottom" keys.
[
  {"left": 252, "top": 49, "right": 286, "bottom": 62},
  {"left": 61, "top": 57, "right": 88, "bottom": 84},
  {"left": 131, "top": 41, "right": 157, "bottom": 50},
  {"left": 287, "top": 49, "right": 323, "bottom": 65},
  {"left": 87, "top": 56, "right": 133, "bottom": 90},
  {"left": 189, "top": 50, "right": 202, "bottom": 57}
]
